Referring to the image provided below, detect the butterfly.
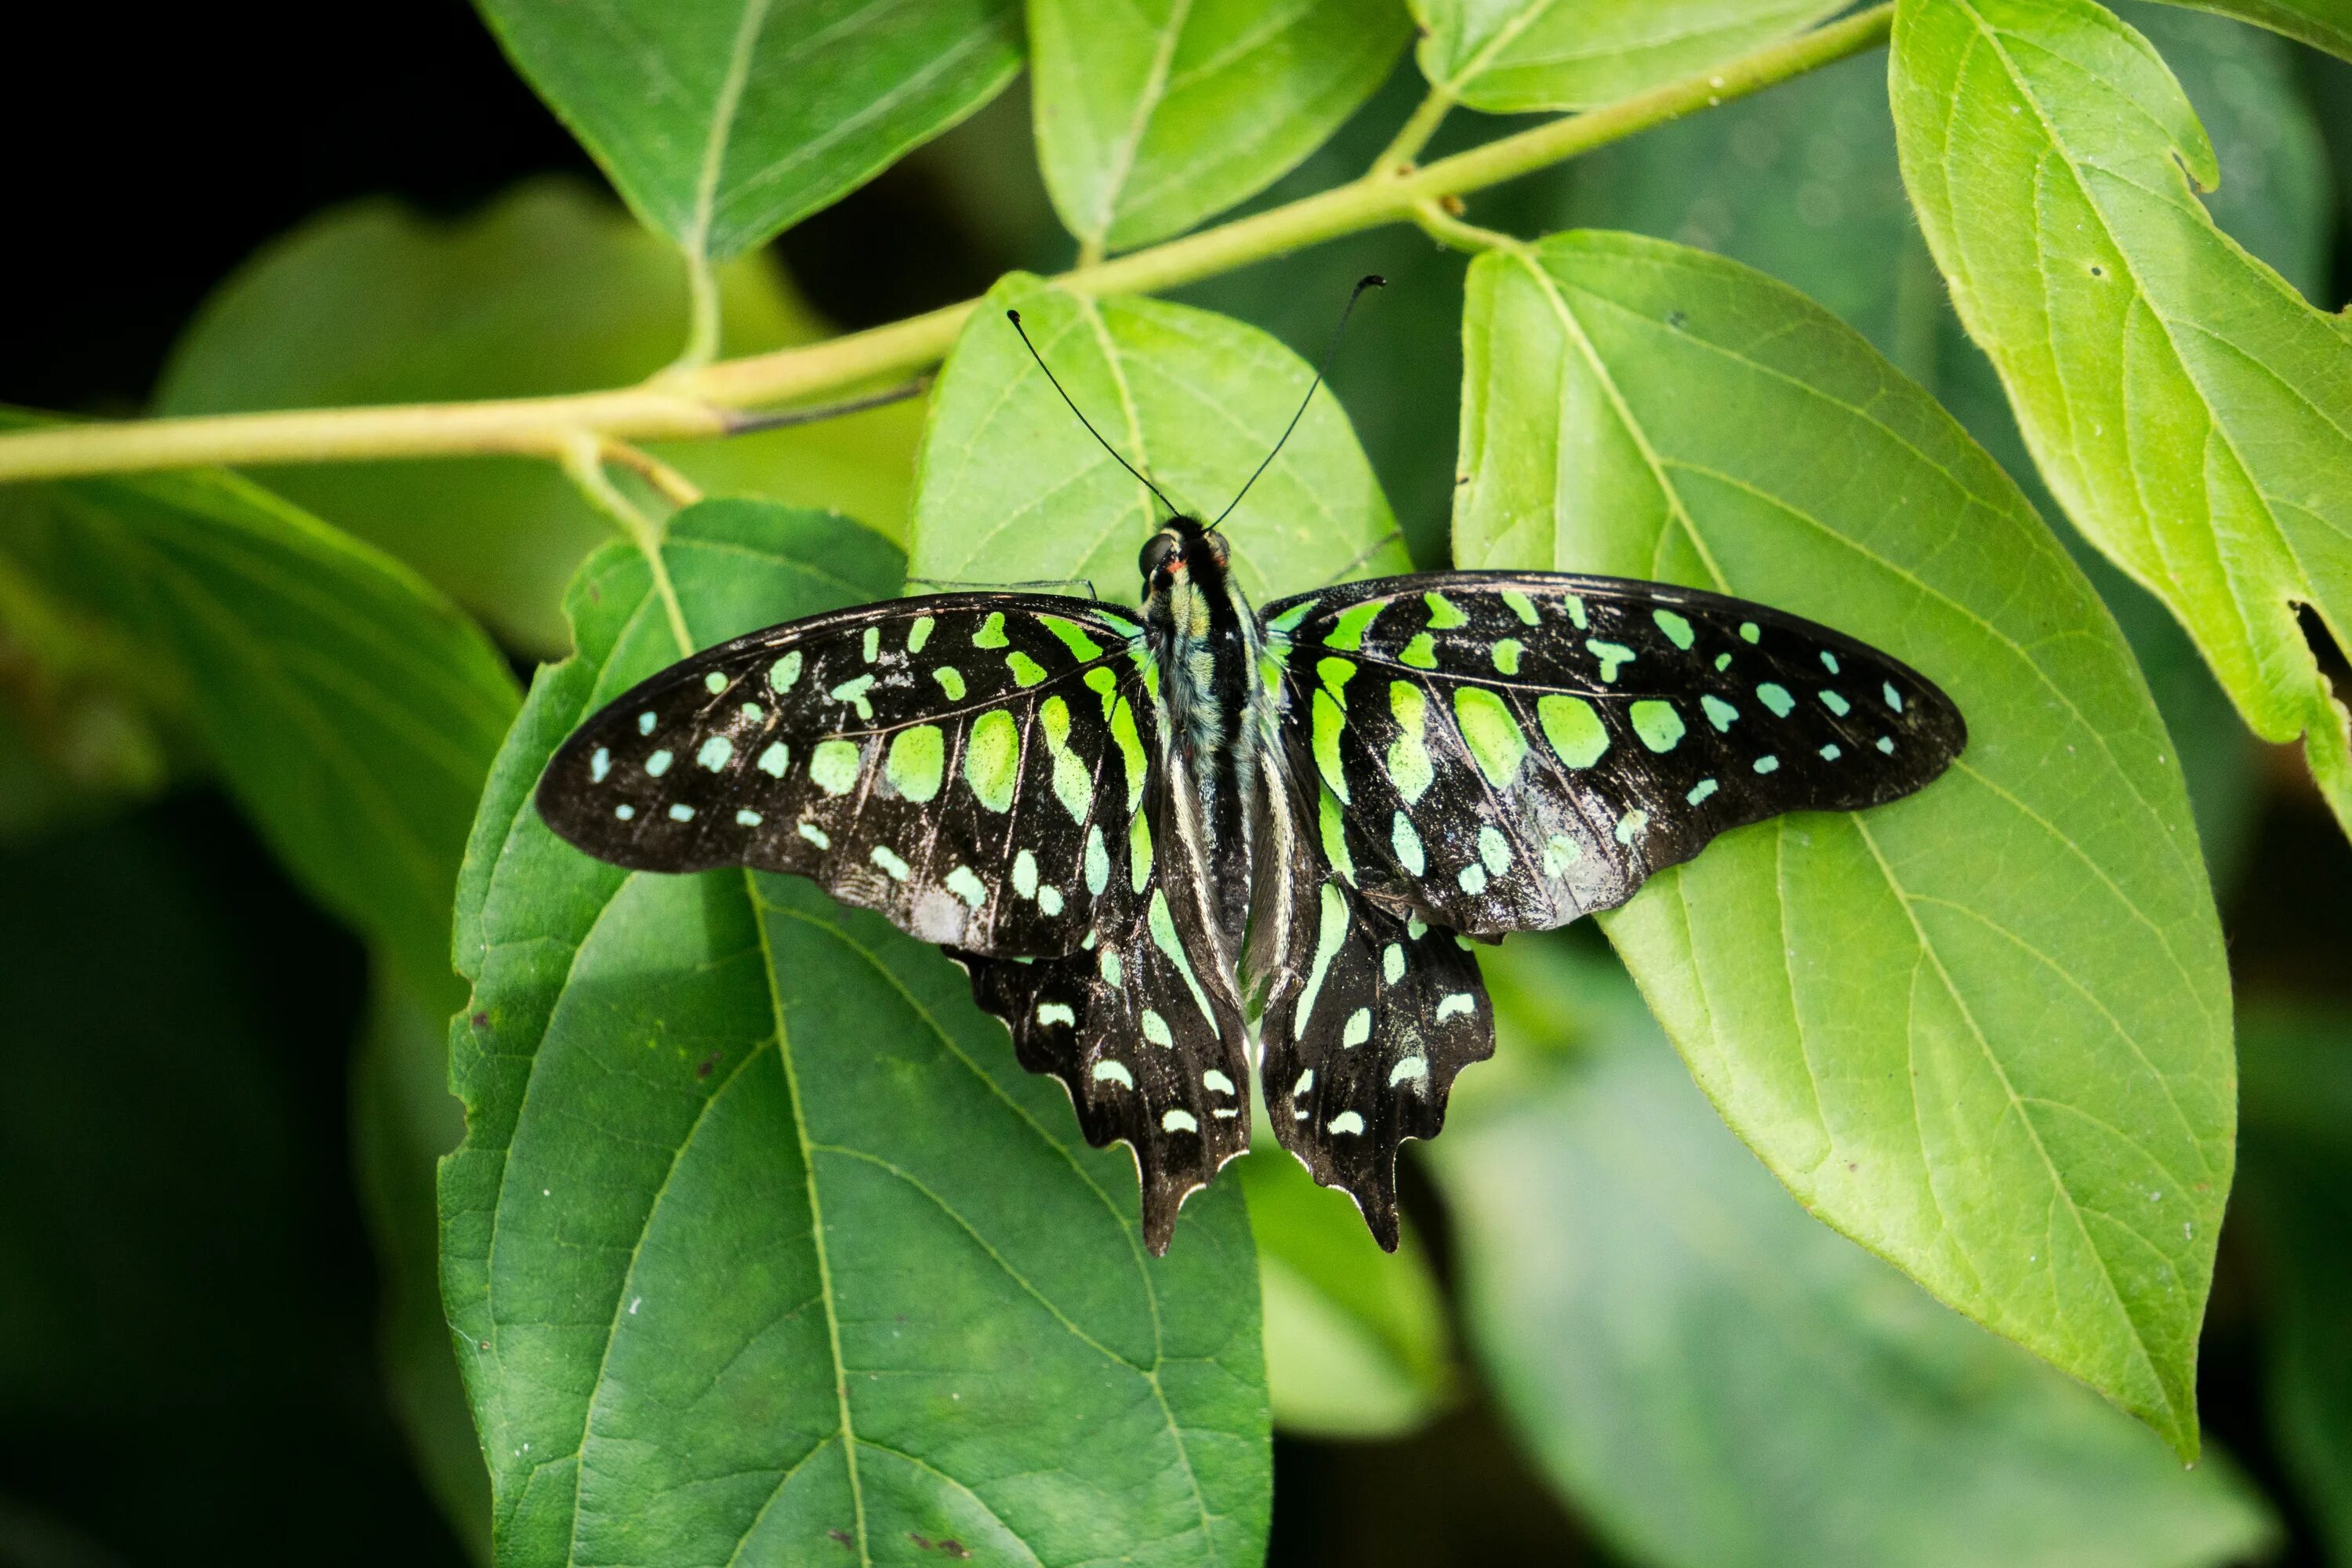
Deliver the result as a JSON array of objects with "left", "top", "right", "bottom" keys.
[{"left": 534, "top": 288, "right": 1966, "bottom": 1254}]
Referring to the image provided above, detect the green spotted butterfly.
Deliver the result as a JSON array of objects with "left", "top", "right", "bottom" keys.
[{"left": 535, "top": 300, "right": 1966, "bottom": 1254}]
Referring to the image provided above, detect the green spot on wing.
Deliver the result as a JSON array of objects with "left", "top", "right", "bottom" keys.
[
  {"left": 1386, "top": 682, "right": 1433, "bottom": 804},
  {"left": 809, "top": 739, "right": 862, "bottom": 796},
  {"left": 1537, "top": 695, "right": 1608, "bottom": 768},
  {"left": 964, "top": 710, "right": 1018, "bottom": 811},
  {"left": 1631, "top": 699, "right": 1686, "bottom": 753},
  {"left": 1452, "top": 686, "right": 1527, "bottom": 788},
  {"left": 1425, "top": 591, "right": 1468, "bottom": 630},
  {"left": 1400, "top": 633, "right": 1439, "bottom": 670},
  {"left": 974, "top": 611, "right": 1010, "bottom": 648},
  {"left": 1043, "top": 615, "right": 1104, "bottom": 661},
  {"left": 1324, "top": 599, "right": 1384, "bottom": 652},
  {"left": 886, "top": 725, "right": 945, "bottom": 803},
  {"left": 1653, "top": 608, "right": 1696, "bottom": 649},
  {"left": 1312, "top": 691, "right": 1350, "bottom": 804}
]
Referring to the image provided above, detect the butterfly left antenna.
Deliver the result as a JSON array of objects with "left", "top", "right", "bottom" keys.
[
  {"left": 1211, "top": 274, "right": 1385, "bottom": 531},
  {"left": 1005, "top": 309, "right": 1182, "bottom": 518}
]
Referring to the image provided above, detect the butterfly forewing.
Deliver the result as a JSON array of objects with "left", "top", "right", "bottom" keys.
[
  {"left": 1261, "top": 572, "right": 1966, "bottom": 936},
  {"left": 536, "top": 593, "right": 1153, "bottom": 957}
]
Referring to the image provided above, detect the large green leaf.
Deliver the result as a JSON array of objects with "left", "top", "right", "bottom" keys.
[
  {"left": 2148, "top": 0, "right": 2352, "bottom": 57},
  {"left": 1236, "top": 1142, "right": 1453, "bottom": 1439},
  {"left": 443, "top": 499, "right": 1268, "bottom": 1566},
  {"left": 0, "top": 436, "right": 518, "bottom": 986},
  {"left": 1453, "top": 232, "right": 2234, "bottom": 1457},
  {"left": 909, "top": 274, "right": 1409, "bottom": 599},
  {"left": 474, "top": 0, "right": 1020, "bottom": 261},
  {"left": 1549, "top": 0, "right": 2335, "bottom": 884},
  {"left": 1030, "top": 0, "right": 1408, "bottom": 252},
  {"left": 2236, "top": 1006, "right": 2352, "bottom": 1562},
  {"left": 1892, "top": 0, "right": 2352, "bottom": 839},
  {"left": 1436, "top": 935, "right": 2275, "bottom": 1568},
  {"left": 156, "top": 180, "right": 925, "bottom": 653},
  {"left": 1410, "top": 0, "right": 1847, "bottom": 112}
]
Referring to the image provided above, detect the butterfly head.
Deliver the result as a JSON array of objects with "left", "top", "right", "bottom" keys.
[{"left": 1139, "top": 514, "right": 1232, "bottom": 630}]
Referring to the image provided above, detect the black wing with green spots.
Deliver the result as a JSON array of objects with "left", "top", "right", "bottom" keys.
[
  {"left": 1260, "top": 572, "right": 1967, "bottom": 938},
  {"left": 954, "top": 770, "right": 1253, "bottom": 1255},
  {"left": 536, "top": 593, "right": 1154, "bottom": 959},
  {"left": 539, "top": 565, "right": 1963, "bottom": 1255}
]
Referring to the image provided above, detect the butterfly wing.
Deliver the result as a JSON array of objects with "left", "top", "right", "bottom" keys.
[
  {"left": 1261, "top": 572, "right": 1965, "bottom": 935},
  {"left": 953, "top": 750, "right": 1253, "bottom": 1255},
  {"left": 1247, "top": 759, "right": 1491, "bottom": 1248},
  {"left": 535, "top": 593, "right": 1153, "bottom": 957}
]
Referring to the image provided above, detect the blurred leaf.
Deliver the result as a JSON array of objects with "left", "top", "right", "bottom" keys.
[
  {"left": 354, "top": 963, "right": 491, "bottom": 1561},
  {"left": 0, "top": 550, "right": 178, "bottom": 838},
  {"left": 2148, "top": 0, "right": 2352, "bottom": 57},
  {"left": 910, "top": 273, "right": 1409, "bottom": 600},
  {"left": 444, "top": 499, "right": 1269, "bottom": 1566},
  {"left": 157, "top": 180, "right": 925, "bottom": 654},
  {"left": 1237, "top": 1143, "right": 1453, "bottom": 1439},
  {"left": 1454, "top": 232, "right": 2234, "bottom": 1457},
  {"left": 0, "top": 429, "right": 517, "bottom": 987},
  {"left": 1892, "top": 0, "right": 2352, "bottom": 838},
  {"left": 1552, "top": 0, "right": 2337, "bottom": 886},
  {"left": 2237, "top": 1006, "right": 2352, "bottom": 1563},
  {"left": 1030, "top": 0, "right": 1408, "bottom": 252},
  {"left": 0, "top": 808, "right": 470, "bottom": 1562},
  {"left": 1411, "top": 0, "right": 1847, "bottom": 112},
  {"left": 474, "top": 0, "right": 1019, "bottom": 262},
  {"left": 1434, "top": 935, "right": 2277, "bottom": 1568}
]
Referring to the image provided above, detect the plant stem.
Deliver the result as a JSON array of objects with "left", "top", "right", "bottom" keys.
[
  {"left": 601, "top": 438, "right": 706, "bottom": 507},
  {"left": 1371, "top": 85, "right": 1454, "bottom": 176},
  {"left": 0, "top": 5, "right": 1892, "bottom": 487},
  {"left": 1412, "top": 196, "right": 1523, "bottom": 255},
  {"left": 559, "top": 434, "right": 694, "bottom": 652}
]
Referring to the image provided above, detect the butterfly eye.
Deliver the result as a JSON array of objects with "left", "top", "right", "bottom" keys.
[{"left": 1138, "top": 532, "right": 1178, "bottom": 580}]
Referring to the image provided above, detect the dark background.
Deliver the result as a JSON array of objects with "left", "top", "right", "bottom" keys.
[{"left": 3, "top": 3, "right": 2347, "bottom": 1564}]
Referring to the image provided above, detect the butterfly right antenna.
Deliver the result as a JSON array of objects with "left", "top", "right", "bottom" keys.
[{"left": 1005, "top": 309, "right": 1183, "bottom": 518}]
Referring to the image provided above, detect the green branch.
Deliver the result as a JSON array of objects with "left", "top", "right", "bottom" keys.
[{"left": 0, "top": 5, "right": 1892, "bottom": 487}]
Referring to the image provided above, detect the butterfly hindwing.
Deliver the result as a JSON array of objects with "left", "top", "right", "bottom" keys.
[
  {"left": 955, "top": 732, "right": 1253, "bottom": 1254},
  {"left": 535, "top": 593, "right": 1153, "bottom": 957},
  {"left": 1261, "top": 572, "right": 1965, "bottom": 935},
  {"left": 1249, "top": 763, "right": 1492, "bottom": 1247}
]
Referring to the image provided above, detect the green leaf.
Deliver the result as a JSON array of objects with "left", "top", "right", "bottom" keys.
[
  {"left": 0, "top": 430, "right": 518, "bottom": 986},
  {"left": 2146, "top": 0, "right": 2352, "bottom": 58},
  {"left": 1236, "top": 1143, "right": 1453, "bottom": 1439},
  {"left": 1549, "top": 0, "right": 2335, "bottom": 886},
  {"left": 1892, "top": 0, "right": 2352, "bottom": 840},
  {"left": 444, "top": 498, "right": 1269, "bottom": 1566},
  {"left": 354, "top": 962, "right": 492, "bottom": 1559},
  {"left": 1453, "top": 231, "right": 2234, "bottom": 1457},
  {"left": 1435, "top": 935, "right": 2277, "bottom": 1568},
  {"left": 909, "top": 274, "right": 1409, "bottom": 598},
  {"left": 474, "top": 0, "right": 1020, "bottom": 261},
  {"left": 1410, "top": 0, "right": 1848, "bottom": 112},
  {"left": 1030, "top": 0, "right": 1410, "bottom": 252},
  {"left": 2236, "top": 1006, "right": 2352, "bottom": 1562},
  {"left": 156, "top": 180, "right": 926, "bottom": 654}
]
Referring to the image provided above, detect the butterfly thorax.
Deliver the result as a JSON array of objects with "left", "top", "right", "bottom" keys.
[{"left": 1138, "top": 517, "right": 1266, "bottom": 952}]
